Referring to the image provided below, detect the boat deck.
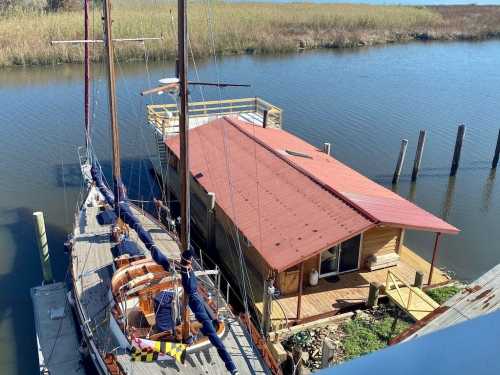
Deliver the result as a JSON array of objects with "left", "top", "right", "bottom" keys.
[
  {"left": 71, "top": 186, "right": 268, "bottom": 374},
  {"left": 31, "top": 282, "right": 84, "bottom": 375},
  {"left": 255, "top": 246, "right": 449, "bottom": 330}
]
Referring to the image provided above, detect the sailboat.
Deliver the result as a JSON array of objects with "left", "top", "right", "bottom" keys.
[{"left": 67, "top": 0, "right": 273, "bottom": 373}]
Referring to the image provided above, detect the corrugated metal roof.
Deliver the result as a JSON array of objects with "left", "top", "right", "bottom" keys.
[
  {"left": 403, "top": 263, "right": 500, "bottom": 341},
  {"left": 166, "top": 116, "right": 458, "bottom": 271},
  {"left": 166, "top": 117, "right": 374, "bottom": 272},
  {"left": 239, "top": 121, "right": 459, "bottom": 235}
]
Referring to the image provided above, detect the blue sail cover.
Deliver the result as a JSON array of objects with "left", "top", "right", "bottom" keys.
[
  {"left": 90, "top": 162, "right": 237, "bottom": 373},
  {"left": 181, "top": 248, "right": 238, "bottom": 374}
]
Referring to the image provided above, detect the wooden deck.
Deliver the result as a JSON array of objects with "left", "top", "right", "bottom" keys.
[{"left": 255, "top": 246, "right": 449, "bottom": 330}]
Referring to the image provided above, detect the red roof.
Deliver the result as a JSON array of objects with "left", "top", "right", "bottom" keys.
[{"left": 166, "top": 117, "right": 458, "bottom": 272}]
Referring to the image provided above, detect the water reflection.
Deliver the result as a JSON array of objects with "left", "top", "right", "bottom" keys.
[
  {"left": 481, "top": 169, "right": 497, "bottom": 213},
  {"left": 441, "top": 176, "right": 457, "bottom": 221}
]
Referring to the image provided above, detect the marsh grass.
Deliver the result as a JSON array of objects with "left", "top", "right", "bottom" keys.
[{"left": 0, "top": 1, "right": 443, "bottom": 66}]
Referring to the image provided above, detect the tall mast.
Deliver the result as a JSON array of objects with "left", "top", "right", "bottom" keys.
[
  {"left": 84, "top": 0, "right": 90, "bottom": 150},
  {"left": 178, "top": 0, "right": 191, "bottom": 342},
  {"left": 102, "top": 0, "right": 122, "bottom": 206},
  {"left": 178, "top": 0, "right": 190, "bottom": 252}
]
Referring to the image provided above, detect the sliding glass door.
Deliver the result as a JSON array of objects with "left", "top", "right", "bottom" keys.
[{"left": 319, "top": 235, "right": 361, "bottom": 278}]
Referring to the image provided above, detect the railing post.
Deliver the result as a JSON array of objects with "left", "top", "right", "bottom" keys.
[
  {"left": 262, "top": 110, "right": 268, "bottom": 128},
  {"left": 323, "top": 142, "right": 331, "bottom": 155},
  {"left": 414, "top": 270, "right": 424, "bottom": 289},
  {"left": 262, "top": 278, "right": 274, "bottom": 337},
  {"left": 367, "top": 282, "right": 381, "bottom": 308}
]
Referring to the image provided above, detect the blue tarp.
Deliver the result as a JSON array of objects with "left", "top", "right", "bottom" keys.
[
  {"left": 181, "top": 248, "right": 237, "bottom": 374},
  {"left": 96, "top": 208, "right": 117, "bottom": 225},
  {"left": 112, "top": 238, "right": 143, "bottom": 258}
]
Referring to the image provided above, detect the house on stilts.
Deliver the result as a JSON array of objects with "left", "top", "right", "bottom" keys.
[{"left": 146, "top": 98, "right": 459, "bottom": 336}]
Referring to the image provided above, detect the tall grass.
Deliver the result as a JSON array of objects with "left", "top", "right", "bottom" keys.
[{"left": 0, "top": 2, "right": 456, "bottom": 66}]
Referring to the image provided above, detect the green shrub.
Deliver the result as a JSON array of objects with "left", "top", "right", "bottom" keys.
[
  {"left": 426, "top": 285, "right": 461, "bottom": 304},
  {"left": 341, "top": 314, "right": 410, "bottom": 360}
]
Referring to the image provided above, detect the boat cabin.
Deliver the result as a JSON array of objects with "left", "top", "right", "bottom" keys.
[{"left": 147, "top": 102, "right": 459, "bottom": 332}]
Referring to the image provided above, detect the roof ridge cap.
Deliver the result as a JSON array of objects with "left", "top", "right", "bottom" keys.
[{"left": 223, "top": 116, "right": 379, "bottom": 224}]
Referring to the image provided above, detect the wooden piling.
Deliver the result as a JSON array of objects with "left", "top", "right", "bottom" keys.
[
  {"left": 367, "top": 282, "right": 381, "bottom": 308},
  {"left": 321, "top": 338, "right": 335, "bottom": 369},
  {"left": 323, "top": 142, "right": 331, "bottom": 155},
  {"left": 411, "top": 130, "right": 426, "bottom": 182},
  {"left": 392, "top": 139, "right": 408, "bottom": 184},
  {"left": 492, "top": 129, "right": 500, "bottom": 169},
  {"left": 33, "top": 212, "right": 53, "bottom": 284},
  {"left": 450, "top": 124, "right": 466, "bottom": 176},
  {"left": 414, "top": 270, "right": 424, "bottom": 289}
]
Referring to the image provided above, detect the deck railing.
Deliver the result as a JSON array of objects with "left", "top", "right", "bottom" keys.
[
  {"left": 385, "top": 270, "right": 438, "bottom": 315},
  {"left": 147, "top": 97, "right": 282, "bottom": 135}
]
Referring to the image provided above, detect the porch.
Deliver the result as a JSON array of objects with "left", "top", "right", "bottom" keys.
[{"left": 255, "top": 245, "right": 449, "bottom": 332}]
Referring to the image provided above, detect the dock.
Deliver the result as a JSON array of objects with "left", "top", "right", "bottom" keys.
[{"left": 31, "top": 282, "right": 84, "bottom": 375}]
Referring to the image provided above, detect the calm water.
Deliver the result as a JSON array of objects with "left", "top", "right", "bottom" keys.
[{"left": 1, "top": 40, "right": 500, "bottom": 373}]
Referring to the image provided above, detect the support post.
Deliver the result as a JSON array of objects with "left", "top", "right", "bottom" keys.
[
  {"left": 367, "top": 282, "right": 381, "bottom": 308},
  {"left": 412, "top": 130, "right": 426, "bottom": 181},
  {"left": 414, "top": 270, "right": 424, "bottom": 289},
  {"left": 323, "top": 142, "right": 331, "bottom": 155},
  {"left": 262, "top": 278, "right": 274, "bottom": 337},
  {"left": 392, "top": 139, "right": 408, "bottom": 184},
  {"left": 33, "top": 212, "right": 53, "bottom": 284},
  {"left": 262, "top": 110, "right": 268, "bottom": 128},
  {"left": 321, "top": 338, "right": 335, "bottom": 369},
  {"left": 450, "top": 124, "right": 466, "bottom": 176},
  {"left": 492, "top": 129, "right": 500, "bottom": 169},
  {"left": 428, "top": 233, "right": 442, "bottom": 285},
  {"left": 206, "top": 192, "right": 216, "bottom": 252},
  {"left": 296, "top": 262, "right": 304, "bottom": 321}
]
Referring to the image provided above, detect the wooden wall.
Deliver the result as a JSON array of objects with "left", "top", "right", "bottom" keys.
[{"left": 361, "top": 226, "right": 402, "bottom": 267}]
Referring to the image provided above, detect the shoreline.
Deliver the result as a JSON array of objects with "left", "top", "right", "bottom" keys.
[{"left": 1, "top": 4, "right": 500, "bottom": 67}]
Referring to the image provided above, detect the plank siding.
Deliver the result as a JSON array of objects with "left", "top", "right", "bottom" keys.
[{"left": 361, "top": 227, "right": 401, "bottom": 267}]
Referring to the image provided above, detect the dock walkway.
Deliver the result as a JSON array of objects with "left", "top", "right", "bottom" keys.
[
  {"left": 31, "top": 282, "right": 84, "bottom": 375},
  {"left": 385, "top": 270, "right": 440, "bottom": 320}
]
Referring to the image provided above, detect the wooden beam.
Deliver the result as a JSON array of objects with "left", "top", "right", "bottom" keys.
[
  {"left": 428, "top": 233, "right": 442, "bottom": 285},
  {"left": 296, "top": 262, "right": 304, "bottom": 321}
]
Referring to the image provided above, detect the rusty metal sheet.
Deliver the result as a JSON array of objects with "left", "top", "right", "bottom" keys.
[{"left": 404, "top": 263, "right": 500, "bottom": 341}]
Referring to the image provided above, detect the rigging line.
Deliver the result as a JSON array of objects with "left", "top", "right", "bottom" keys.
[
  {"left": 204, "top": 0, "right": 257, "bottom": 316},
  {"left": 137, "top": 35, "right": 168, "bottom": 205},
  {"left": 60, "top": 158, "right": 69, "bottom": 226},
  {"left": 111, "top": 49, "right": 160, "bottom": 205}
]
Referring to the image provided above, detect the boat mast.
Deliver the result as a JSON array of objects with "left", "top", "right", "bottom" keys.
[
  {"left": 178, "top": 0, "right": 191, "bottom": 341},
  {"left": 178, "top": 0, "right": 190, "bottom": 253},
  {"left": 102, "top": 0, "right": 122, "bottom": 206},
  {"left": 84, "top": 0, "right": 90, "bottom": 150}
]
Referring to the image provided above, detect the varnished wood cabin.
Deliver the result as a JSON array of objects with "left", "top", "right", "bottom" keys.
[{"left": 146, "top": 99, "right": 459, "bottom": 332}]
